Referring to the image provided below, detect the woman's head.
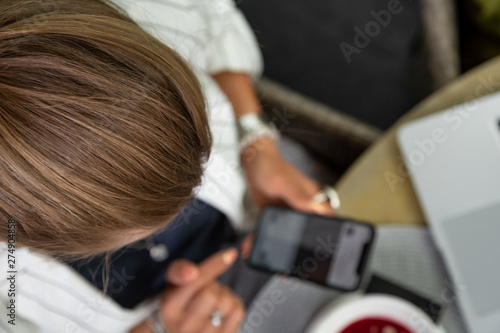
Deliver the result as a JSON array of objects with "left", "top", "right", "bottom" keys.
[{"left": 0, "top": 0, "right": 211, "bottom": 256}]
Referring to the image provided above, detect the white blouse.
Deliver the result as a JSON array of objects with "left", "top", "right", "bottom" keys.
[
  {"left": 0, "top": 1, "right": 262, "bottom": 332},
  {"left": 117, "top": 0, "right": 263, "bottom": 228}
]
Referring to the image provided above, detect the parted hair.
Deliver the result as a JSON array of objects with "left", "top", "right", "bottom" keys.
[{"left": 0, "top": 0, "right": 211, "bottom": 256}]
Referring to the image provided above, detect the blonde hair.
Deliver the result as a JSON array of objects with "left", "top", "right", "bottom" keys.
[{"left": 0, "top": 0, "right": 211, "bottom": 257}]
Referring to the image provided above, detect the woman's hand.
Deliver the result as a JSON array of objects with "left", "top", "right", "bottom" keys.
[
  {"left": 211, "top": 72, "right": 334, "bottom": 215},
  {"left": 241, "top": 137, "right": 335, "bottom": 215},
  {"left": 131, "top": 248, "right": 245, "bottom": 333},
  {"left": 162, "top": 248, "right": 244, "bottom": 333},
  {"left": 239, "top": 138, "right": 336, "bottom": 259}
]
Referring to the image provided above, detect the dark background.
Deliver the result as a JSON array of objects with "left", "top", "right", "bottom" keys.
[
  {"left": 238, "top": 0, "right": 500, "bottom": 130},
  {"left": 239, "top": 0, "right": 432, "bottom": 130}
]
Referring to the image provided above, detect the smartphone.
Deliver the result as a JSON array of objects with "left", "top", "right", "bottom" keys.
[{"left": 246, "top": 206, "right": 375, "bottom": 291}]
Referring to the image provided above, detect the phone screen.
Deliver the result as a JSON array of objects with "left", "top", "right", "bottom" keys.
[{"left": 248, "top": 207, "right": 374, "bottom": 291}]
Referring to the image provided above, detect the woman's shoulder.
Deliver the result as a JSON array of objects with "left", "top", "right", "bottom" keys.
[{"left": 0, "top": 244, "right": 156, "bottom": 332}]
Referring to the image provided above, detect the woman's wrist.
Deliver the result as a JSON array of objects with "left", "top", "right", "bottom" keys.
[{"left": 237, "top": 113, "right": 279, "bottom": 155}]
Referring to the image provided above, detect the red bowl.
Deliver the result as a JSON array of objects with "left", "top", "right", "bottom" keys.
[{"left": 306, "top": 294, "right": 444, "bottom": 333}]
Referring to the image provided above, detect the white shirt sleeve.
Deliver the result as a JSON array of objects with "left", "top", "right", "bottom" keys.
[
  {"left": 200, "top": 0, "right": 264, "bottom": 78},
  {"left": 0, "top": 311, "right": 39, "bottom": 333},
  {"left": 114, "top": 0, "right": 263, "bottom": 79},
  {"left": 0, "top": 246, "right": 158, "bottom": 333}
]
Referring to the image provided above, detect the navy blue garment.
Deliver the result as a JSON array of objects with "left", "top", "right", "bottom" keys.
[{"left": 66, "top": 198, "right": 237, "bottom": 309}]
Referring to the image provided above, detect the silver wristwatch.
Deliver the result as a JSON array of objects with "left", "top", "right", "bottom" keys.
[{"left": 237, "top": 113, "right": 279, "bottom": 152}]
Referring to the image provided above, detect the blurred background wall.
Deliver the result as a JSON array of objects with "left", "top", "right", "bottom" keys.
[
  {"left": 236, "top": 0, "right": 499, "bottom": 176},
  {"left": 458, "top": 0, "right": 500, "bottom": 71},
  {"left": 239, "top": 0, "right": 433, "bottom": 130}
]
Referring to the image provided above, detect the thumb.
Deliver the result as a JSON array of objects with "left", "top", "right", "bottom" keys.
[{"left": 165, "top": 259, "right": 200, "bottom": 286}]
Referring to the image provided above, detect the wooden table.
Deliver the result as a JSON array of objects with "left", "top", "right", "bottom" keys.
[{"left": 335, "top": 56, "right": 500, "bottom": 225}]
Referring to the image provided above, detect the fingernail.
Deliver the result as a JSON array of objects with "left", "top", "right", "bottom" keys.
[
  {"left": 311, "top": 202, "right": 328, "bottom": 214},
  {"left": 222, "top": 248, "right": 238, "bottom": 265},
  {"left": 180, "top": 266, "right": 197, "bottom": 280}
]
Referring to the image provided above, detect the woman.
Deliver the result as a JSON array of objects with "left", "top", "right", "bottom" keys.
[{"left": 0, "top": 1, "right": 333, "bottom": 332}]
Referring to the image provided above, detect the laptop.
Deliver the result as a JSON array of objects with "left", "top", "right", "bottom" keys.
[{"left": 397, "top": 91, "right": 500, "bottom": 333}]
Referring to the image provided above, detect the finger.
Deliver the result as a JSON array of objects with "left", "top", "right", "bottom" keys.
[
  {"left": 194, "top": 247, "right": 238, "bottom": 288},
  {"left": 277, "top": 173, "right": 323, "bottom": 213},
  {"left": 310, "top": 200, "right": 336, "bottom": 216},
  {"left": 179, "top": 283, "right": 221, "bottom": 333},
  {"left": 191, "top": 285, "right": 237, "bottom": 333},
  {"left": 163, "top": 248, "right": 239, "bottom": 310},
  {"left": 177, "top": 283, "right": 243, "bottom": 333},
  {"left": 165, "top": 259, "right": 200, "bottom": 286},
  {"left": 221, "top": 297, "right": 246, "bottom": 333},
  {"left": 310, "top": 185, "right": 337, "bottom": 216},
  {"left": 239, "top": 233, "right": 254, "bottom": 259},
  {"left": 279, "top": 171, "right": 336, "bottom": 216},
  {"left": 214, "top": 285, "right": 238, "bottom": 316}
]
